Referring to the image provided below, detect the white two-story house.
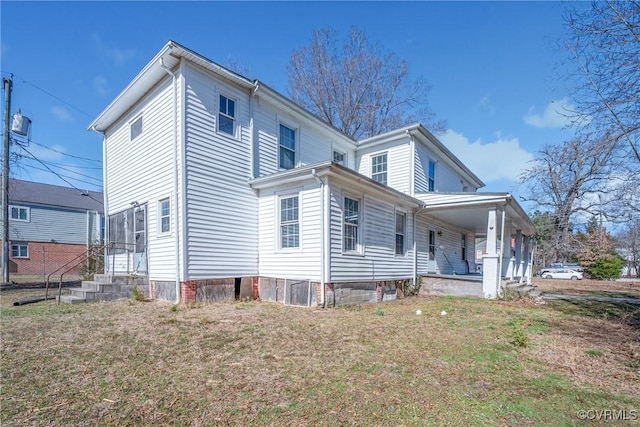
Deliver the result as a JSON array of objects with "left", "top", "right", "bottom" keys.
[{"left": 88, "top": 41, "right": 535, "bottom": 306}]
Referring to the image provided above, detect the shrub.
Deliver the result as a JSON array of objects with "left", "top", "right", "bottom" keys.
[
  {"left": 587, "top": 255, "right": 625, "bottom": 280},
  {"left": 404, "top": 276, "right": 422, "bottom": 297}
]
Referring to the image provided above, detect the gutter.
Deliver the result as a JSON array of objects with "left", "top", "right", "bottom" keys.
[{"left": 160, "top": 55, "right": 181, "bottom": 305}]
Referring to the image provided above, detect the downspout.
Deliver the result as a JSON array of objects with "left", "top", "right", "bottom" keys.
[
  {"left": 497, "top": 206, "right": 507, "bottom": 298},
  {"left": 312, "top": 168, "right": 326, "bottom": 307},
  {"left": 413, "top": 204, "right": 428, "bottom": 289},
  {"left": 160, "top": 55, "right": 181, "bottom": 304},
  {"left": 90, "top": 126, "right": 108, "bottom": 275}
]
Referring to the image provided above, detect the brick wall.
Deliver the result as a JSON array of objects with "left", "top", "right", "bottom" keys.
[{"left": 9, "top": 241, "right": 88, "bottom": 277}]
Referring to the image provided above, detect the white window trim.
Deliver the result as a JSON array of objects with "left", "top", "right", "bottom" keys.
[
  {"left": 371, "top": 152, "right": 388, "bottom": 185},
  {"left": 395, "top": 209, "right": 407, "bottom": 256},
  {"left": 130, "top": 114, "right": 143, "bottom": 141},
  {"left": 10, "top": 205, "right": 30, "bottom": 222},
  {"left": 278, "top": 121, "right": 299, "bottom": 170},
  {"left": 217, "top": 93, "right": 238, "bottom": 138},
  {"left": 276, "top": 190, "right": 302, "bottom": 251},
  {"left": 332, "top": 148, "right": 346, "bottom": 166},
  {"left": 342, "top": 192, "right": 364, "bottom": 255},
  {"left": 11, "top": 242, "right": 29, "bottom": 258},
  {"left": 428, "top": 159, "right": 436, "bottom": 192},
  {"left": 158, "top": 197, "right": 171, "bottom": 236}
]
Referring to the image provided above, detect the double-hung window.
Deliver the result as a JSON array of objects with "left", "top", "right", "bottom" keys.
[
  {"left": 10, "top": 205, "right": 29, "bottom": 222},
  {"left": 343, "top": 197, "right": 360, "bottom": 253},
  {"left": 280, "top": 195, "right": 299, "bottom": 249},
  {"left": 279, "top": 124, "right": 296, "bottom": 170},
  {"left": 159, "top": 198, "right": 171, "bottom": 234},
  {"left": 11, "top": 242, "right": 28, "bottom": 258},
  {"left": 395, "top": 211, "right": 406, "bottom": 255},
  {"left": 428, "top": 160, "right": 436, "bottom": 191},
  {"left": 371, "top": 153, "right": 387, "bottom": 185},
  {"left": 218, "top": 95, "right": 236, "bottom": 136}
]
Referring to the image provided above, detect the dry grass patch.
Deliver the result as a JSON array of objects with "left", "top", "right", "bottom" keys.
[
  {"left": 1, "top": 289, "right": 638, "bottom": 426},
  {"left": 533, "top": 278, "right": 640, "bottom": 299}
]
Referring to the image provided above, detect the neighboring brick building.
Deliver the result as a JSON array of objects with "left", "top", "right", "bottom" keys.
[{"left": 8, "top": 179, "right": 103, "bottom": 278}]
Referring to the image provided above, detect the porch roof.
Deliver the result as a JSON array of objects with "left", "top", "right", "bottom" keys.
[{"left": 415, "top": 192, "right": 537, "bottom": 236}]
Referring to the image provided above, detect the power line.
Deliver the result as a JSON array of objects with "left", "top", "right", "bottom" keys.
[
  {"left": 28, "top": 139, "right": 102, "bottom": 164},
  {"left": 15, "top": 154, "right": 103, "bottom": 183},
  {"left": 20, "top": 163, "right": 102, "bottom": 188},
  {"left": 8, "top": 73, "right": 95, "bottom": 119},
  {"left": 16, "top": 144, "right": 103, "bottom": 203}
]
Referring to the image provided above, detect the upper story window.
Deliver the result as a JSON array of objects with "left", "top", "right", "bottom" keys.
[
  {"left": 371, "top": 153, "right": 388, "bottom": 185},
  {"left": 10, "top": 205, "right": 29, "bottom": 222},
  {"left": 130, "top": 116, "right": 143, "bottom": 141},
  {"left": 333, "top": 150, "right": 345, "bottom": 166},
  {"left": 11, "top": 242, "right": 28, "bottom": 258},
  {"left": 279, "top": 195, "right": 299, "bottom": 249},
  {"left": 218, "top": 94, "right": 236, "bottom": 136},
  {"left": 395, "top": 211, "right": 406, "bottom": 255},
  {"left": 279, "top": 124, "right": 296, "bottom": 170},
  {"left": 159, "top": 198, "right": 171, "bottom": 234},
  {"left": 428, "top": 160, "right": 436, "bottom": 191},
  {"left": 343, "top": 196, "right": 361, "bottom": 253}
]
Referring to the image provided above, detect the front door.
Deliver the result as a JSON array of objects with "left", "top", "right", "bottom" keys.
[
  {"left": 133, "top": 205, "right": 147, "bottom": 274},
  {"left": 428, "top": 229, "right": 437, "bottom": 273}
]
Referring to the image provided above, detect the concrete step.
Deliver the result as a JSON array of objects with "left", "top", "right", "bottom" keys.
[
  {"left": 58, "top": 295, "right": 85, "bottom": 304},
  {"left": 68, "top": 287, "right": 117, "bottom": 301},
  {"left": 81, "top": 281, "right": 115, "bottom": 292}
]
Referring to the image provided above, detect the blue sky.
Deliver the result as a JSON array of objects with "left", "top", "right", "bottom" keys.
[{"left": 1, "top": 1, "right": 583, "bottom": 204}]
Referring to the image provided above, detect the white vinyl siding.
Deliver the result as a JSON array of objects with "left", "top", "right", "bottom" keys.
[
  {"left": 258, "top": 183, "right": 322, "bottom": 280},
  {"left": 416, "top": 217, "right": 475, "bottom": 275},
  {"left": 8, "top": 204, "right": 94, "bottom": 245},
  {"left": 356, "top": 141, "right": 411, "bottom": 195},
  {"left": 183, "top": 63, "right": 257, "bottom": 279},
  {"left": 329, "top": 183, "right": 415, "bottom": 282},
  {"left": 104, "top": 73, "right": 179, "bottom": 280}
]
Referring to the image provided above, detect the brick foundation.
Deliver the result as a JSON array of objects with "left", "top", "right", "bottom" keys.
[{"left": 181, "top": 280, "right": 197, "bottom": 304}]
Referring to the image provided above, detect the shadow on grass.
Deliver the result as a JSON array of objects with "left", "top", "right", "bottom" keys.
[{"left": 548, "top": 299, "right": 640, "bottom": 329}]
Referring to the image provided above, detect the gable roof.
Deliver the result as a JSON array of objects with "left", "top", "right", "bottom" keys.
[
  {"left": 88, "top": 40, "right": 356, "bottom": 145},
  {"left": 9, "top": 179, "right": 103, "bottom": 213}
]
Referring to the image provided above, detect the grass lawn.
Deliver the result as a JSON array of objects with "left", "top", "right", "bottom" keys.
[{"left": 1, "top": 289, "right": 638, "bottom": 426}]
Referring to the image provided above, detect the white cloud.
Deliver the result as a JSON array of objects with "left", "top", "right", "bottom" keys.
[
  {"left": 51, "top": 106, "right": 72, "bottom": 122},
  {"left": 479, "top": 94, "right": 495, "bottom": 115},
  {"left": 522, "top": 97, "right": 576, "bottom": 129},
  {"left": 438, "top": 129, "right": 534, "bottom": 183},
  {"left": 92, "top": 34, "right": 135, "bottom": 67},
  {"left": 92, "top": 76, "right": 110, "bottom": 97}
]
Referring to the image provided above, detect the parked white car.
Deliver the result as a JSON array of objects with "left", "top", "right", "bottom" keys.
[{"left": 542, "top": 269, "right": 583, "bottom": 280}]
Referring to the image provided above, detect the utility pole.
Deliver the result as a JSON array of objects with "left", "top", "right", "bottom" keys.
[{"left": 2, "top": 76, "right": 12, "bottom": 285}]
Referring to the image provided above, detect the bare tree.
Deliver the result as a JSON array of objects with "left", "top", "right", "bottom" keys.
[
  {"left": 520, "top": 135, "right": 616, "bottom": 262},
  {"left": 564, "top": 1, "right": 640, "bottom": 163},
  {"left": 287, "top": 27, "right": 444, "bottom": 140}
]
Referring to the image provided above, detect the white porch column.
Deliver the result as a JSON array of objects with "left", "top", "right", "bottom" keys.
[
  {"left": 523, "top": 237, "right": 532, "bottom": 285},
  {"left": 503, "top": 222, "right": 514, "bottom": 279},
  {"left": 514, "top": 230, "right": 523, "bottom": 282},
  {"left": 482, "top": 207, "right": 500, "bottom": 299}
]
